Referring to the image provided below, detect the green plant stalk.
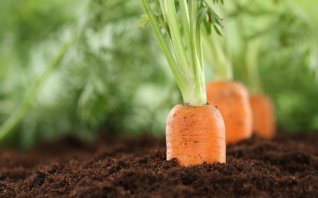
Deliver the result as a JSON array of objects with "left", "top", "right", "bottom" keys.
[
  {"left": 231, "top": 0, "right": 248, "bottom": 86},
  {"left": 235, "top": 10, "right": 262, "bottom": 92},
  {"left": 178, "top": 0, "right": 193, "bottom": 69},
  {"left": 141, "top": 0, "right": 207, "bottom": 106},
  {"left": 190, "top": 0, "right": 207, "bottom": 105},
  {"left": 203, "top": 30, "right": 233, "bottom": 80},
  {"left": 140, "top": 0, "right": 190, "bottom": 102},
  {"left": 169, "top": 0, "right": 206, "bottom": 106},
  {"left": 246, "top": 39, "right": 263, "bottom": 93},
  {"left": 141, "top": 0, "right": 187, "bottom": 86},
  {"left": 0, "top": 32, "right": 79, "bottom": 140},
  {"left": 165, "top": 0, "right": 190, "bottom": 73}
]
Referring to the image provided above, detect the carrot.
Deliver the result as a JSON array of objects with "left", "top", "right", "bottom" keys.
[
  {"left": 166, "top": 104, "right": 226, "bottom": 166},
  {"left": 141, "top": 0, "right": 226, "bottom": 166},
  {"left": 202, "top": 22, "right": 252, "bottom": 144},
  {"left": 250, "top": 94, "right": 276, "bottom": 139},
  {"left": 206, "top": 80, "right": 252, "bottom": 144}
]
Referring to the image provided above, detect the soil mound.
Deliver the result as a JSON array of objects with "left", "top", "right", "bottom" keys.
[{"left": 0, "top": 133, "right": 317, "bottom": 197}]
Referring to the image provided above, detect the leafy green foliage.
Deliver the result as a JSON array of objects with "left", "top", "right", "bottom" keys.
[
  {"left": 0, "top": 0, "right": 177, "bottom": 147},
  {"left": 0, "top": 0, "right": 318, "bottom": 148}
]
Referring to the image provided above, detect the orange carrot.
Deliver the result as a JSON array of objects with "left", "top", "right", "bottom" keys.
[
  {"left": 250, "top": 94, "right": 276, "bottom": 139},
  {"left": 166, "top": 104, "right": 226, "bottom": 166},
  {"left": 206, "top": 80, "right": 252, "bottom": 144},
  {"left": 142, "top": 0, "right": 226, "bottom": 166}
]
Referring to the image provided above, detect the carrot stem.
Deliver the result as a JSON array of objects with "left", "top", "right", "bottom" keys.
[
  {"left": 140, "top": 0, "right": 210, "bottom": 106},
  {"left": 203, "top": 30, "right": 233, "bottom": 80},
  {"left": 235, "top": 8, "right": 263, "bottom": 93},
  {"left": 246, "top": 40, "right": 263, "bottom": 93}
]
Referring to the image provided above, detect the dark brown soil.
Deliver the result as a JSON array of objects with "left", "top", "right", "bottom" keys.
[{"left": 0, "top": 133, "right": 317, "bottom": 198}]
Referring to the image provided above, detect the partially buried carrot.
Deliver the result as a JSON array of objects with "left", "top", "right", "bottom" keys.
[
  {"left": 141, "top": 0, "right": 226, "bottom": 166},
  {"left": 206, "top": 81, "right": 252, "bottom": 144},
  {"left": 166, "top": 104, "right": 226, "bottom": 166},
  {"left": 250, "top": 94, "right": 276, "bottom": 139}
]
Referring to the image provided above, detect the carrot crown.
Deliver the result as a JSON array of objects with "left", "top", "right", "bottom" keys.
[{"left": 140, "top": 0, "right": 223, "bottom": 106}]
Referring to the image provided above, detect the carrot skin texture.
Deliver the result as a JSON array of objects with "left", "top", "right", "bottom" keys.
[
  {"left": 166, "top": 104, "right": 226, "bottom": 166},
  {"left": 250, "top": 94, "right": 276, "bottom": 139},
  {"left": 206, "top": 81, "right": 252, "bottom": 144}
]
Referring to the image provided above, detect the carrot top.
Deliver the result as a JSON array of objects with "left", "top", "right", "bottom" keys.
[{"left": 140, "top": 0, "right": 223, "bottom": 106}]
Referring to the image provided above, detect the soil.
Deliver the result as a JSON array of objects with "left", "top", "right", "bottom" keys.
[{"left": 0, "top": 133, "right": 317, "bottom": 198}]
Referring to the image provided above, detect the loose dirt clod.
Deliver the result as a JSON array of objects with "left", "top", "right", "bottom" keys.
[{"left": 0, "top": 134, "right": 317, "bottom": 197}]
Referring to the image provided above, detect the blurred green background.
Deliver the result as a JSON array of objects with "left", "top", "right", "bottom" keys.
[{"left": 0, "top": 0, "right": 317, "bottom": 148}]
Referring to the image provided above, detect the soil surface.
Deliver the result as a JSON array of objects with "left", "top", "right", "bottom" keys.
[{"left": 0, "top": 133, "right": 317, "bottom": 198}]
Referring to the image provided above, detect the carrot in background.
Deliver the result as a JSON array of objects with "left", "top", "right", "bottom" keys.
[
  {"left": 223, "top": 0, "right": 312, "bottom": 139},
  {"left": 206, "top": 81, "right": 252, "bottom": 144},
  {"left": 250, "top": 94, "right": 276, "bottom": 139},
  {"left": 243, "top": 39, "right": 276, "bottom": 139},
  {"left": 245, "top": 40, "right": 276, "bottom": 139},
  {"left": 141, "top": 0, "right": 226, "bottom": 166},
  {"left": 203, "top": 27, "right": 252, "bottom": 144}
]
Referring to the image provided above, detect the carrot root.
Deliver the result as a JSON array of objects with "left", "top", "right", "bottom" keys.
[
  {"left": 206, "top": 81, "right": 252, "bottom": 144},
  {"left": 166, "top": 104, "right": 226, "bottom": 166},
  {"left": 250, "top": 94, "right": 276, "bottom": 139}
]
